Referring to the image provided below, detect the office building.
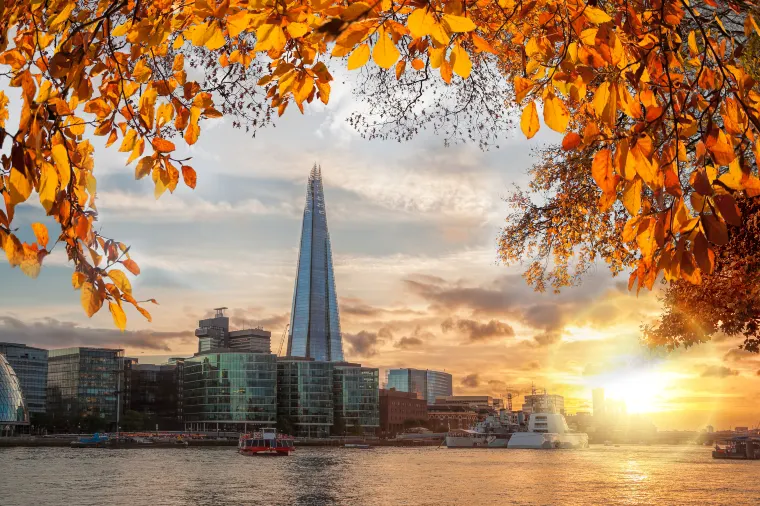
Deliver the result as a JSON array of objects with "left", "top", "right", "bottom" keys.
[
  {"left": 276, "top": 357, "right": 334, "bottom": 438},
  {"left": 195, "top": 307, "right": 272, "bottom": 354},
  {"left": 129, "top": 362, "right": 184, "bottom": 430},
  {"left": 380, "top": 388, "right": 428, "bottom": 435},
  {"left": 434, "top": 395, "right": 496, "bottom": 410},
  {"left": 46, "top": 347, "right": 122, "bottom": 429},
  {"left": 522, "top": 393, "right": 565, "bottom": 415},
  {"left": 333, "top": 363, "right": 379, "bottom": 434},
  {"left": 386, "top": 368, "right": 453, "bottom": 405},
  {"left": 0, "top": 342, "right": 48, "bottom": 415},
  {"left": 0, "top": 354, "right": 28, "bottom": 429},
  {"left": 287, "top": 166, "right": 344, "bottom": 361},
  {"left": 183, "top": 352, "right": 277, "bottom": 432}
]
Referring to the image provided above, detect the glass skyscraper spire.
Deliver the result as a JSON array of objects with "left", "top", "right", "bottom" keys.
[{"left": 287, "top": 165, "right": 345, "bottom": 362}]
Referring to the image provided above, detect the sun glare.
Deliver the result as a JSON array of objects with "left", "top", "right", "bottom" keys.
[{"left": 603, "top": 370, "right": 672, "bottom": 414}]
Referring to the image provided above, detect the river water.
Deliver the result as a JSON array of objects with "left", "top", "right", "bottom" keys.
[{"left": 0, "top": 445, "right": 757, "bottom": 505}]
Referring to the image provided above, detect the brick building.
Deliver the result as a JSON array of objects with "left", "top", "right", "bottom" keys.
[{"left": 379, "top": 388, "right": 428, "bottom": 435}]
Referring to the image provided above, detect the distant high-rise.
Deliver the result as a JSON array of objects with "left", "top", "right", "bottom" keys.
[
  {"left": 287, "top": 166, "right": 344, "bottom": 362},
  {"left": 0, "top": 342, "right": 48, "bottom": 415},
  {"left": 386, "top": 368, "right": 453, "bottom": 405},
  {"left": 195, "top": 307, "right": 271, "bottom": 354}
]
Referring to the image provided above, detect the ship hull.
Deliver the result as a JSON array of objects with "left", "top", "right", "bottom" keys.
[
  {"left": 445, "top": 434, "right": 510, "bottom": 448},
  {"left": 507, "top": 432, "right": 588, "bottom": 449}
]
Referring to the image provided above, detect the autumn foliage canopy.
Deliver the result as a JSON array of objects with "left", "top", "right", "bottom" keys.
[{"left": 1, "top": 0, "right": 759, "bottom": 334}]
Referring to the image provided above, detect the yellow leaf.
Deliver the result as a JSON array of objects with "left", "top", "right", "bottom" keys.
[
  {"left": 132, "top": 59, "right": 152, "bottom": 83},
  {"left": 8, "top": 168, "right": 32, "bottom": 206},
  {"left": 135, "top": 157, "right": 153, "bottom": 180},
  {"left": 119, "top": 129, "right": 138, "bottom": 153},
  {"left": 395, "top": 59, "right": 406, "bottom": 80},
  {"left": 520, "top": 101, "right": 540, "bottom": 139},
  {"left": 348, "top": 44, "right": 371, "bottom": 70},
  {"left": 687, "top": 31, "right": 698, "bottom": 55},
  {"left": 442, "top": 14, "right": 476, "bottom": 32},
  {"left": 255, "top": 24, "right": 287, "bottom": 53},
  {"left": 286, "top": 22, "right": 309, "bottom": 38},
  {"left": 31, "top": 223, "right": 48, "bottom": 248},
  {"left": 407, "top": 8, "right": 437, "bottom": 39},
  {"left": 372, "top": 31, "right": 400, "bottom": 69},
  {"left": 543, "top": 95, "right": 570, "bottom": 132},
  {"left": 51, "top": 144, "right": 71, "bottom": 189},
  {"left": 451, "top": 45, "right": 472, "bottom": 79},
  {"left": 39, "top": 162, "right": 58, "bottom": 212},
  {"left": 81, "top": 282, "right": 103, "bottom": 317},
  {"left": 72, "top": 272, "right": 86, "bottom": 289},
  {"left": 109, "top": 302, "right": 127, "bottom": 331},
  {"left": 585, "top": 6, "right": 612, "bottom": 24},
  {"left": 622, "top": 178, "right": 642, "bottom": 215},
  {"left": 227, "top": 11, "right": 253, "bottom": 38},
  {"left": 108, "top": 269, "right": 132, "bottom": 294},
  {"left": 187, "top": 21, "right": 226, "bottom": 51}
]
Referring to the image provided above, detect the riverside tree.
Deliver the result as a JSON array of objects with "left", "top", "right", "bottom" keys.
[{"left": 1, "top": 0, "right": 759, "bottom": 334}]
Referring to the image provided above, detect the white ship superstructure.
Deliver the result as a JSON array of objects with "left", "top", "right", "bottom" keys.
[
  {"left": 507, "top": 392, "right": 588, "bottom": 449},
  {"left": 445, "top": 411, "right": 515, "bottom": 448}
]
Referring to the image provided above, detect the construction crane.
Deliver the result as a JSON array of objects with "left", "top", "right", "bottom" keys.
[{"left": 277, "top": 324, "right": 290, "bottom": 356}]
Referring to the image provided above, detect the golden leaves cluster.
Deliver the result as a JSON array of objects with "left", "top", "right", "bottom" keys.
[{"left": 2, "top": 0, "right": 760, "bottom": 330}]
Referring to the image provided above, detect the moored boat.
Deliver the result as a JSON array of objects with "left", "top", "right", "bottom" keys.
[
  {"left": 238, "top": 428, "right": 294, "bottom": 456},
  {"left": 507, "top": 412, "right": 588, "bottom": 449},
  {"left": 712, "top": 437, "right": 760, "bottom": 460},
  {"left": 446, "top": 411, "right": 515, "bottom": 448}
]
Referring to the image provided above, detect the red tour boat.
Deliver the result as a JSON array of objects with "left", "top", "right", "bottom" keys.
[{"left": 238, "top": 428, "right": 295, "bottom": 456}]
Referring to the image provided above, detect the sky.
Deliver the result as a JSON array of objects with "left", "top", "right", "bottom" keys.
[{"left": 1, "top": 73, "right": 759, "bottom": 432}]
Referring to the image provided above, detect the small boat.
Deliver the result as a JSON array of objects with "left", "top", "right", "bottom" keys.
[
  {"left": 713, "top": 437, "right": 760, "bottom": 460},
  {"left": 345, "top": 443, "right": 371, "bottom": 449},
  {"left": 239, "top": 428, "right": 294, "bottom": 456},
  {"left": 70, "top": 433, "right": 110, "bottom": 448}
]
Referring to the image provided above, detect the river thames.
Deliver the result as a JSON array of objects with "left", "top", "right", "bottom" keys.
[{"left": 0, "top": 445, "right": 757, "bottom": 505}]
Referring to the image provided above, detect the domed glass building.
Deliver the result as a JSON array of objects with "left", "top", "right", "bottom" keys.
[{"left": 0, "top": 353, "right": 29, "bottom": 428}]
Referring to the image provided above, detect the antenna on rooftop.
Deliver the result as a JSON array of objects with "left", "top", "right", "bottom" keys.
[{"left": 214, "top": 307, "right": 228, "bottom": 317}]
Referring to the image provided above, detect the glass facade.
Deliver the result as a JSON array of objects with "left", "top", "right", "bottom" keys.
[
  {"left": 333, "top": 364, "right": 379, "bottom": 432},
  {"left": 0, "top": 342, "right": 48, "bottom": 414},
  {"left": 287, "top": 166, "right": 345, "bottom": 362},
  {"left": 128, "top": 363, "right": 184, "bottom": 429},
  {"left": 183, "top": 353, "right": 277, "bottom": 431},
  {"left": 0, "top": 354, "right": 28, "bottom": 425},
  {"left": 387, "top": 368, "right": 452, "bottom": 404},
  {"left": 277, "top": 358, "right": 334, "bottom": 438},
  {"left": 426, "top": 370, "right": 453, "bottom": 405},
  {"left": 47, "top": 348, "right": 121, "bottom": 427}
]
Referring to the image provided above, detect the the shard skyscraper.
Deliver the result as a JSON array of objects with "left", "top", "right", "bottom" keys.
[{"left": 286, "top": 165, "right": 345, "bottom": 362}]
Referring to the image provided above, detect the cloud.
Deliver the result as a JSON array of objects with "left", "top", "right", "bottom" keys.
[
  {"left": 395, "top": 336, "right": 424, "bottom": 349},
  {"left": 523, "top": 361, "right": 540, "bottom": 371},
  {"left": 488, "top": 379, "right": 507, "bottom": 389},
  {"left": 0, "top": 316, "right": 193, "bottom": 352},
  {"left": 441, "top": 317, "right": 515, "bottom": 343},
  {"left": 340, "top": 298, "right": 423, "bottom": 318},
  {"left": 461, "top": 373, "right": 480, "bottom": 388},
  {"left": 701, "top": 365, "right": 740, "bottom": 378},
  {"left": 723, "top": 348, "right": 756, "bottom": 362},
  {"left": 344, "top": 330, "right": 381, "bottom": 358}
]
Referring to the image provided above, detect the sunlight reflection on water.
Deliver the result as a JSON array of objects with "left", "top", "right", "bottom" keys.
[{"left": 1, "top": 445, "right": 758, "bottom": 506}]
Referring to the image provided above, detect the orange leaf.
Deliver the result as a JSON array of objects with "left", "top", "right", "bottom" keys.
[
  {"left": 31, "top": 223, "right": 49, "bottom": 248},
  {"left": 152, "top": 138, "right": 176, "bottom": 153},
  {"left": 592, "top": 149, "right": 619, "bottom": 194},
  {"left": 713, "top": 194, "right": 741, "bottom": 226},
  {"left": 122, "top": 259, "right": 141, "bottom": 276},
  {"left": 181, "top": 165, "right": 197, "bottom": 189},
  {"left": 520, "top": 101, "right": 540, "bottom": 139},
  {"left": 702, "top": 214, "right": 728, "bottom": 245},
  {"left": 561, "top": 132, "right": 581, "bottom": 151}
]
